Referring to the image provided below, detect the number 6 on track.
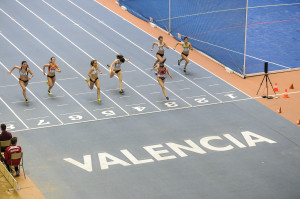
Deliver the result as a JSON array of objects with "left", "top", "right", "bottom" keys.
[{"left": 68, "top": 115, "right": 83, "bottom": 121}]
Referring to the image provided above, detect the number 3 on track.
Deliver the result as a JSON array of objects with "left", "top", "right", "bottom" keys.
[{"left": 132, "top": 106, "right": 146, "bottom": 112}]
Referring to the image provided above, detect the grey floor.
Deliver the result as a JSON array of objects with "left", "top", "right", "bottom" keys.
[{"left": 0, "top": 0, "right": 299, "bottom": 198}]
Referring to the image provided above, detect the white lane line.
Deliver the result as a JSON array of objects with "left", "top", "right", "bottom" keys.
[
  {"left": 0, "top": 8, "right": 121, "bottom": 118},
  {"left": 0, "top": 60, "right": 64, "bottom": 124},
  {"left": 150, "top": 91, "right": 160, "bottom": 95},
  {"left": 156, "top": 99, "right": 176, "bottom": 103},
  {"left": 122, "top": 70, "right": 136, "bottom": 73},
  {"left": 43, "top": 0, "right": 188, "bottom": 108},
  {"left": 215, "top": 91, "right": 235, "bottom": 95},
  {"left": 89, "top": 100, "right": 101, "bottom": 103},
  {"left": 11, "top": 96, "right": 254, "bottom": 133},
  {"left": 24, "top": 108, "right": 36, "bottom": 111},
  {"left": 29, "top": 80, "right": 47, "bottom": 84},
  {"left": 57, "top": 77, "right": 78, "bottom": 81},
  {"left": 32, "top": 0, "right": 161, "bottom": 112},
  {"left": 193, "top": 76, "right": 213, "bottom": 80},
  {"left": 10, "top": 100, "right": 33, "bottom": 104},
  {"left": 136, "top": 84, "right": 155, "bottom": 88},
  {"left": 56, "top": 104, "right": 69, "bottom": 107},
  {"left": 179, "top": 88, "right": 191, "bottom": 91},
  {"left": 208, "top": 84, "right": 219, "bottom": 87},
  {"left": 74, "top": 91, "right": 94, "bottom": 95},
  {"left": 98, "top": 3, "right": 253, "bottom": 98},
  {"left": 0, "top": 84, "right": 18, "bottom": 88},
  {"left": 26, "top": 116, "right": 49, "bottom": 121},
  {"left": 105, "top": 88, "right": 122, "bottom": 91},
  {"left": 0, "top": 121, "right": 15, "bottom": 124},
  {"left": 119, "top": 96, "right": 130, "bottom": 98},
  {"left": 60, "top": 111, "right": 82, "bottom": 116},
  {"left": 93, "top": 107, "right": 114, "bottom": 111},
  {"left": 44, "top": 95, "right": 64, "bottom": 99},
  {"left": 125, "top": 103, "right": 146, "bottom": 107},
  {"left": 186, "top": 95, "right": 206, "bottom": 99},
  {"left": 165, "top": 80, "right": 184, "bottom": 84},
  {"left": 71, "top": 0, "right": 222, "bottom": 103}
]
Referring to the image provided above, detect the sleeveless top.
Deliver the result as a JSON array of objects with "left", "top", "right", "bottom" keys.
[
  {"left": 48, "top": 63, "right": 57, "bottom": 73},
  {"left": 19, "top": 67, "right": 28, "bottom": 77}
]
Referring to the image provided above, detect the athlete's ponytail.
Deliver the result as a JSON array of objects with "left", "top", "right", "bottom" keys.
[{"left": 117, "top": 55, "right": 125, "bottom": 63}]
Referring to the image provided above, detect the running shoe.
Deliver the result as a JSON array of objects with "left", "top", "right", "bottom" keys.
[
  {"left": 97, "top": 98, "right": 101, "bottom": 102},
  {"left": 166, "top": 97, "right": 169, "bottom": 100},
  {"left": 85, "top": 79, "right": 89, "bottom": 82},
  {"left": 25, "top": 99, "right": 29, "bottom": 103},
  {"left": 16, "top": 170, "right": 20, "bottom": 177},
  {"left": 48, "top": 90, "right": 52, "bottom": 95},
  {"left": 178, "top": 60, "right": 180, "bottom": 66},
  {"left": 183, "top": 68, "right": 186, "bottom": 73},
  {"left": 107, "top": 64, "right": 110, "bottom": 68},
  {"left": 119, "top": 89, "right": 124, "bottom": 94}
]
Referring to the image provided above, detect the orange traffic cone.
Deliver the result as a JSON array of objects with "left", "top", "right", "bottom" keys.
[
  {"left": 274, "top": 83, "right": 278, "bottom": 92},
  {"left": 297, "top": 119, "right": 300, "bottom": 125},
  {"left": 277, "top": 107, "right": 282, "bottom": 113},
  {"left": 289, "top": 84, "right": 294, "bottom": 89},
  {"left": 282, "top": 89, "right": 290, "bottom": 98}
]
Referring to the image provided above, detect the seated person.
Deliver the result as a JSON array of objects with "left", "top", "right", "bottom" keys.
[
  {"left": 4, "top": 137, "right": 22, "bottom": 176},
  {"left": 0, "top": 124, "right": 12, "bottom": 162}
]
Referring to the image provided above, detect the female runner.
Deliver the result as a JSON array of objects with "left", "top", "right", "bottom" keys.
[
  {"left": 85, "top": 60, "right": 103, "bottom": 101},
  {"left": 151, "top": 36, "right": 169, "bottom": 67},
  {"left": 107, "top": 55, "right": 130, "bottom": 94},
  {"left": 9, "top": 61, "right": 34, "bottom": 103},
  {"left": 174, "top": 36, "right": 193, "bottom": 72},
  {"left": 43, "top": 57, "right": 61, "bottom": 95},
  {"left": 151, "top": 58, "right": 173, "bottom": 100}
]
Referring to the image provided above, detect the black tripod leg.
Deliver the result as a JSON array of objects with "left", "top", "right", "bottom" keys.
[
  {"left": 266, "top": 75, "right": 268, "bottom": 97},
  {"left": 267, "top": 76, "right": 276, "bottom": 95},
  {"left": 256, "top": 75, "right": 266, "bottom": 95}
]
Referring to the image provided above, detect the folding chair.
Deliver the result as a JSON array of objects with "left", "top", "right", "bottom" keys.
[
  {"left": 10, "top": 152, "right": 26, "bottom": 178},
  {"left": 0, "top": 140, "right": 11, "bottom": 153}
]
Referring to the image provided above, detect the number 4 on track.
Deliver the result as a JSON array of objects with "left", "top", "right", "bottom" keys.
[
  {"left": 132, "top": 106, "right": 146, "bottom": 112},
  {"left": 38, "top": 120, "right": 50, "bottom": 126}
]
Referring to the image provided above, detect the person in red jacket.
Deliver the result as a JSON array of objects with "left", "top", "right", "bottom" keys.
[{"left": 4, "top": 137, "right": 22, "bottom": 176}]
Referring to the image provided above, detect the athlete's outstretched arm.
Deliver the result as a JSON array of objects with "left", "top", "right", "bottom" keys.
[
  {"left": 110, "top": 59, "right": 118, "bottom": 70},
  {"left": 9, "top": 66, "right": 20, "bottom": 74},
  {"left": 167, "top": 68, "right": 173, "bottom": 79},
  {"left": 190, "top": 43, "right": 194, "bottom": 51},
  {"left": 28, "top": 68, "right": 34, "bottom": 80},
  {"left": 88, "top": 68, "right": 94, "bottom": 78},
  {"left": 151, "top": 63, "right": 159, "bottom": 71},
  {"left": 96, "top": 66, "right": 103, "bottom": 74},
  {"left": 151, "top": 42, "right": 157, "bottom": 51},
  {"left": 174, "top": 42, "right": 182, "bottom": 49},
  {"left": 164, "top": 42, "right": 169, "bottom": 49},
  {"left": 43, "top": 64, "right": 49, "bottom": 75},
  {"left": 56, "top": 65, "right": 62, "bottom": 72}
]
